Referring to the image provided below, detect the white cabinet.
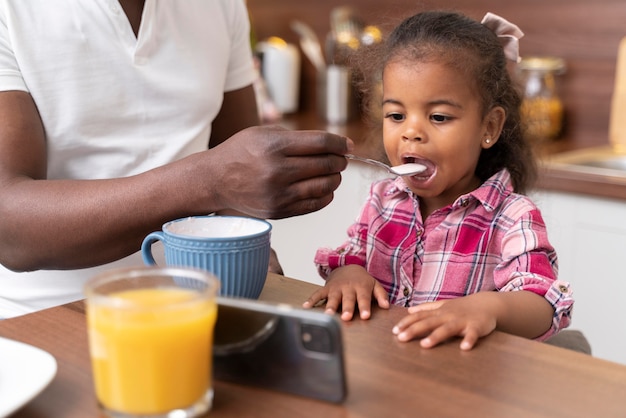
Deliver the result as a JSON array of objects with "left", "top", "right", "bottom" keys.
[{"left": 532, "top": 190, "right": 626, "bottom": 365}]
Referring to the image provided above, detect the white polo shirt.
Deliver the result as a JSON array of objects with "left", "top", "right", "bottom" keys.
[{"left": 0, "top": 0, "right": 257, "bottom": 317}]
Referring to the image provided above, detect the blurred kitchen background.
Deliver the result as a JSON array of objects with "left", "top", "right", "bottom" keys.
[
  {"left": 246, "top": 0, "right": 626, "bottom": 366},
  {"left": 248, "top": 0, "right": 623, "bottom": 149}
]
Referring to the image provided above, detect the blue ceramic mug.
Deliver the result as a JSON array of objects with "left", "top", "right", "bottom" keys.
[{"left": 141, "top": 216, "right": 272, "bottom": 299}]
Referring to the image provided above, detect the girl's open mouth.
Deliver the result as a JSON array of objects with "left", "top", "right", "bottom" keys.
[{"left": 402, "top": 156, "right": 435, "bottom": 179}]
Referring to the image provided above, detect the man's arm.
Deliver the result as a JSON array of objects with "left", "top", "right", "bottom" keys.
[
  {"left": 0, "top": 91, "right": 211, "bottom": 271},
  {"left": 0, "top": 89, "right": 353, "bottom": 272},
  {"left": 210, "top": 84, "right": 260, "bottom": 149}
]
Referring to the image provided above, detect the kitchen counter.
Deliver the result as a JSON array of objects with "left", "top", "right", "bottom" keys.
[
  {"left": 275, "top": 111, "right": 626, "bottom": 201},
  {"left": 536, "top": 142, "right": 626, "bottom": 200},
  {"left": 537, "top": 160, "right": 626, "bottom": 200}
]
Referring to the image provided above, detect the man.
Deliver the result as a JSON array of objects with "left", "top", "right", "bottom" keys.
[{"left": 0, "top": 0, "right": 352, "bottom": 317}]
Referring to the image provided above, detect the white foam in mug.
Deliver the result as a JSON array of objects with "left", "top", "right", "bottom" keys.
[{"left": 167, "top": 216, "right": 270, "bottom": 238}]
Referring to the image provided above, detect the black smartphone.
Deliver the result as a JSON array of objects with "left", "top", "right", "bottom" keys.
[{"left": 212, "top": 297, "right": 348, "bottom": 403}]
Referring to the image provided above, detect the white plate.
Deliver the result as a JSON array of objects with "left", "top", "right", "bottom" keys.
[{"left": 0, "top": 336, "right": 57, "bottom": 418}]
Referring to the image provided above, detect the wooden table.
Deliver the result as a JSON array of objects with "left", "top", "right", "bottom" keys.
[{"left": 1, "top": 273, "right": 626, "bottom": 417}]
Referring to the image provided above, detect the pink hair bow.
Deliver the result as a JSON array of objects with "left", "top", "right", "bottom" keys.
[{"left": 481, "top": 12, "right": 524, "bottom": 63}]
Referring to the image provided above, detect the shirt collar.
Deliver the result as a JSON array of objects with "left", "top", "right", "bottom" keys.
[
  {"left": 388, "top": 169, "right": 514, "bottom": 212},
  {"left": 467, "top": 169, "right": 514, "bottom": 212}
]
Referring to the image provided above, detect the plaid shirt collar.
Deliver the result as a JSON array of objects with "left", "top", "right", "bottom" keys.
[{"left": 385, "top": 169, "right": 514, "bottom": 213}]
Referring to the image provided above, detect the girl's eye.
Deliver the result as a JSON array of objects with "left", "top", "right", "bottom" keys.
[
  {"left": 384, "top": 112, "right": 405, "bottom": 122},
  {"left": 431, "top": 114, "right": 450, "bottom": 123}
]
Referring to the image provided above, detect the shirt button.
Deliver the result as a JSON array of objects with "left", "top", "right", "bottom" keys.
[
  {"left": 558, "top": 284, "right": 569, "bottom": 293},
  {"left": 461, "top": 198, "right": 469, "bottom": 207},
  {"left": 108, "top": 2, "right": 120, "bottom": 14},
  {"left": 403, "top": 287, "right": 410, "bottom": 297}
]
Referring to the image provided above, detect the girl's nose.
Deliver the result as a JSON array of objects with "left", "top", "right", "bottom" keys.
[
  {"left": 402, "top": 133, "right": 423, "bottom": 142},
  {"left": 401, "top": 123, "right": 424, "bottom": 142}
]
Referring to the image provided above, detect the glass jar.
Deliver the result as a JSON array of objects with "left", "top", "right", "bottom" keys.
[{"left": 517, "top": 56, "right": 566, "bottom": 143}]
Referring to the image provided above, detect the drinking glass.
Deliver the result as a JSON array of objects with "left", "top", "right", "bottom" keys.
[{"left": 84, "top": 266, "right": 219, "bottom": 418}]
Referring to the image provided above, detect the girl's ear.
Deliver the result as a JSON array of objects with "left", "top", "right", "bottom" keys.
[{"left": 481, "top": 106, "right": 506, "bottom": 149}]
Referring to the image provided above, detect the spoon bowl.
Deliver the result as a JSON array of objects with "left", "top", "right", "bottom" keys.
[{"left": 345, "top": 154, "right": 426, "bottom": 176}]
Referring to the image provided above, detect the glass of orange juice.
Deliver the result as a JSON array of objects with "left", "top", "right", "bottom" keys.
[{"left": 84, "top": 266, "right": 219, "bottom": 417}]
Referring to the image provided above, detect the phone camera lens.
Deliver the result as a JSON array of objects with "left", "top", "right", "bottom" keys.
[{"left": 301, "top": 323, "right": 333, "bottom": 353}]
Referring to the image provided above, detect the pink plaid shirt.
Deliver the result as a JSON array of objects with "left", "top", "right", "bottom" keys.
[{"left": 315, "top": 169, "right": 573, "bottom": 340}]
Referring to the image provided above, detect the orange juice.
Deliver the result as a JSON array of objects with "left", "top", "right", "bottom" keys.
[{"left": 87, "top": 287, "right": 217, "bottom": 415}]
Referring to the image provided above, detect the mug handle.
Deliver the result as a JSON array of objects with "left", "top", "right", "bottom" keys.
[{"left": 141, "top": 232, "right": 165, "bottom": 266}]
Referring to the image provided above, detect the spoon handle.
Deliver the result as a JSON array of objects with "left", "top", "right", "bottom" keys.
[{"left": 345, "top": 154, "right": 393, "bottom": 173}]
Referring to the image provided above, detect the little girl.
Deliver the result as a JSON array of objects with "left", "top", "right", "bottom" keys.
[{"left": 303, "top": 11, "right": 573, "bottom": 350}]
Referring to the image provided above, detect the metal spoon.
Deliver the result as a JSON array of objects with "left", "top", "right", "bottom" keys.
[{"left": 345, "top": 154, "right": 427, "bottom": 176}]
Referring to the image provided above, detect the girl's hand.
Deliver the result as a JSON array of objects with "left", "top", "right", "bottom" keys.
[
  {"left": 302, "top": 264, "right": 390, "bottom": 321},
  {"left": 392, "top": 294, "right": 498, "bottom": 350}
]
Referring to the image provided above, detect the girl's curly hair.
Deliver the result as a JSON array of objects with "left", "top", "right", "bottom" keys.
[{"left": 354, "top": 10, "right": 536, "bottom": 193}]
